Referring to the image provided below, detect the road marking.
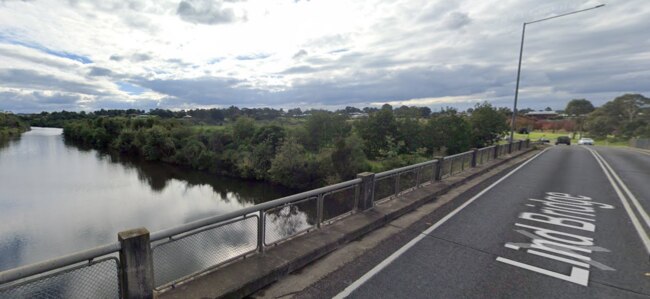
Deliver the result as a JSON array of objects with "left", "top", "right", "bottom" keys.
[
  {"left": 586, "top": 147, "right": 650, "bottom": 255},
  {"left": 591, "top": 149, "right": 650, "bottom": 228},
  {"left": 332, "top": 148, "right": 550, "bottom": 299},
  {"left": 495, "top": 257, "right": 590, "bottom": 286}
]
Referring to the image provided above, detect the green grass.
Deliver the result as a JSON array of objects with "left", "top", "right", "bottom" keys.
[{"left": 513, "top": 131, "right": 572, "bottom": 141}]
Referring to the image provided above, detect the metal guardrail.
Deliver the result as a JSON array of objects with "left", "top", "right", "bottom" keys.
[
  {"left": 0, "top": 139, "right": 533, "bottom": 297},
  {"left": 440, "top": 150, "right": 473, "bottom": 178},
  {"left": 0, "top": 243, "right": 121, "bottom": 299},
  {"left": 373, "top": 160, "right": 439, "bottom": 202},
  {"left": 476, "top": 145, "right": 495, "bottom": 165},
  {"left": 149, "top": 178, "right": 363, "bottom": 290}
]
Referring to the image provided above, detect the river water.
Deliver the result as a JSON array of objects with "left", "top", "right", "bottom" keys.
[{"left": 0, "top": 127, "right": 298, "bottom": 272}]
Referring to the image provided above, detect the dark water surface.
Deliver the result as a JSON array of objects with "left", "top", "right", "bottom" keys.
[{"left": 0, "top": 127, "right": 296, "bottom": 271}]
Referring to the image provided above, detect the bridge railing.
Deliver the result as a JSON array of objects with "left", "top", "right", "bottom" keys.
[
  {"left": 0, "top": 243, "right": 122, "bottom": 299},
  {"left": 439, "top": 150, "right": 474, "bottom": 178},
  {"left": 476, "top": 145, "right": 496, "bottom": 166},
  {"left": 0, "top": 139, "right": 535, "bottom": 298},
  {"left": 147, "top": 177, "right": 363, "bottom": 290},
  {"left": 373, "top": 159, "right": 439, "bottom": 202}
]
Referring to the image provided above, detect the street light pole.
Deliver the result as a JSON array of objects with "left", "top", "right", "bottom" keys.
[{"left": 509, "top": 4, "right": 606, "bottom": 142}]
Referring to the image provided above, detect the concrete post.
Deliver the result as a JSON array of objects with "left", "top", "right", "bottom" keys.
[
  {"left": 434, "top": 156, "right": 444, "bottom": 180},
  {"left": 518, "top": 140, "right": 523, "bottom": 151},
  {"left": 525, "top": 139, "right": 530, "bottom": 148},
  {"left": 493, "top": 145, "right": 499, "bottom": 159},
  {"left": 357, "top": 172, "right": 375, "bottom": 211},
  {"left": 471, "top": 148, "right": 478, "bottom": 167},
  {"left": 118, "top": 228, "right": 154, "bottom": 299},
  {"left": 508, "top": 142, "right": 513, "bottom": 154}
]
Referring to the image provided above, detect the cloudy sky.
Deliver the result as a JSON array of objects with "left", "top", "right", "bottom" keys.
[{"left": 0, "top": 0, "right": 648, "bottom": 113}]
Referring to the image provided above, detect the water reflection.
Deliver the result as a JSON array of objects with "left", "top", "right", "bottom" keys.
[{"left": 0, "top": 127, "right": 301, "bottom": 271}]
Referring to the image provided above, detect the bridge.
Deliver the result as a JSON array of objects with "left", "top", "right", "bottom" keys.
[{"left": 2, "top": 141, "right": 649, "bottom": 298}]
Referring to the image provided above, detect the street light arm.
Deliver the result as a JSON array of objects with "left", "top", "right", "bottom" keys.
[
  {"left": 526, "top": 4, "right": 606, "bottom": 25},
  {"left": 509, "top": 3, "right": 605, "bottom": 141}
]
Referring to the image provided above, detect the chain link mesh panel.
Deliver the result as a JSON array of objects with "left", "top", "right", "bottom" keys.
[
  {"left": 264, "top": 197, "right": 317, "bottom": 246},
  {"left": 322, "top": 185, "right": 357, "bottom": 222},
  {"left": 152, "top": 216, "right": 258, "bottom": 288},
  {"left": 450, "top": 156, "right": 463, "bottom": 175},
  {"left": 398, "top": 170, "right": 417, "bottom": 194},
  {"left": 0, "top": 258, "right": 119, "bottom": 299},
  {"left": 373, "top": 175, "right": 396, "bottom": 201},
  {"left": 418, "top": 163, "right": 436, "bottom": 186}
]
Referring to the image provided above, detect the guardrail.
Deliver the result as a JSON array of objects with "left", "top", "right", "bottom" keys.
[{"left": 0, "top": 139, "right": 535, "bottom": 298}]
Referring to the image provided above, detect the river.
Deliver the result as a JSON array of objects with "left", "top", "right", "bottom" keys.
[{"left": 0, "top": 127, "right": 298, "bottom": 272}]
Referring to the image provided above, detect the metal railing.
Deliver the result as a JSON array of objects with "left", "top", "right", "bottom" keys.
[
  {"left": 0, "top": 139, "right": 535, "bottom": 298},
  {"left": 373, "top": 160, "right": 439, "bottom": 202},
  {"left": 0, "top": 243, "right": 121, "bottom": 299},
  {"left": 439, "top": 150, "right": 474, "bottom": 178},
  {"left": 476, "top": 145, "right": 496, "bottom": 165},
  {"left": 148, "top": 178, "right": 362, "bottom": 290}
]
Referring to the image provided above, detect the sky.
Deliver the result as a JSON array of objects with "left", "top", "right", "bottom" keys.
[{"left": 0, "top": 0, "right": 648, "bottom": 113}]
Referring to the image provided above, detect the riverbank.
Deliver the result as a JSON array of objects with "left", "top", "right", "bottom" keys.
[{"left": 0, "top": 113, "right": 29, "bottom": 138}]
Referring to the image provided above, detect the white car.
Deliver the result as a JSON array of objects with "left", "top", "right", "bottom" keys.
[{"left": 578, "top": 138, "right": 594, "bottom": 145}]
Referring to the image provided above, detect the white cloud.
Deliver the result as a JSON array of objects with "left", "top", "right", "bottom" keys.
[{"left": 0, "top": 0, "right": 649, "bottom": 113}]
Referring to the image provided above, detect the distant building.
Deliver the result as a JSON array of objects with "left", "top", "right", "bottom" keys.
[
  {"left": 350, "top": 112, "right": 368, "bottom": 119},
  {"left": 524, "top": 111, "right": 558, "bottom": 120}
]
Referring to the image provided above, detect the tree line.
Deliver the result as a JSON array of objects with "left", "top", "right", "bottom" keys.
[
  {"left": 61, "top": 102, "right": 508, "bottom": 190},
  {"left": 584, "top": 94, "right": 650, "bottom": 139},
  {"left": 0, "top": 113, "right": 29, "bottom": 138}
]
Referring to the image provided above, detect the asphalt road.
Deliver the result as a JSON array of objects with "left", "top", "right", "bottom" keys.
[{"left": 299, "top": 145, "right": 650, "bottom": 298}]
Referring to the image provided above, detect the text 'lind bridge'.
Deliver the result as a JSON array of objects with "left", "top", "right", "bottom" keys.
[{"left": 0, "top": 140, "right": 537, "bottom": 298}]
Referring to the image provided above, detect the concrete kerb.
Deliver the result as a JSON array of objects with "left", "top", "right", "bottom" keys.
[{"left": 156, "top": 148, "right": 538, "bottom": 299}]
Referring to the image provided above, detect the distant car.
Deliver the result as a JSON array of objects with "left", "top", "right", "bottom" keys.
[
  {"left": 538, "top": 137, "right": 550, "bottom": 143},
  {"left": 556, "top": 136, "right": 571, "bottom": 145},
  {"left": 578, "top": 138, "right": 594, "bottom": 145}
]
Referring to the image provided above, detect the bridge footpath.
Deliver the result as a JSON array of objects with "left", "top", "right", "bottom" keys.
[
  {"left": 278, "top": 146, "right": 650, "bottom": 299},
  {"left": 0, "top": 141, "right": 536, "bottom": 299}
]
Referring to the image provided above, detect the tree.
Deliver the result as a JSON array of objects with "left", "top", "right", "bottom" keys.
[
  {"left": 423, "top": 109, "right": 471, "bottom": 155},
  {"left": 303, "top": 112, "right": 350, "bottom": 151},
  {"left": 565, "top": 99, "right": 594, "bottom": 116},
  {"left": 269, "top": 137, "right": 322, "bottom": 189},
  {"left": 233, "top": 116, "right": 256, "bottom": 142},
  {"left": 544, "top": 107, "right": 553, "bottom": 111},
  {"left": 330, "top": 135, "right": 368, "bottom": 180},
  {"left": 355, "top": 108, "right": 398, "bottom": 158},
  {"left": 565, "top": 99, "right": 595, "bottom": 138},
  {"left": 585, "top": 94, "right": 649, "bottom": 138},
  {"left": 468, "top": 102, "right": 509, "bottom": 147}
]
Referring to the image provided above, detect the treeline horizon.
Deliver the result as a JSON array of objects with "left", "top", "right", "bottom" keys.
[{"left": 60, "top": 103, "right": 509, "bottom": 189}]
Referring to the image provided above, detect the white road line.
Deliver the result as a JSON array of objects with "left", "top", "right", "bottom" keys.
[
  {"left": 592, "top": 149, "right": 650, "bottom": 228},
  {"left": 586, "top": 148, "right": 650, "bottom": 255},
  {"left": 332, "top": 148, "right": 550, "bottom": 299}
]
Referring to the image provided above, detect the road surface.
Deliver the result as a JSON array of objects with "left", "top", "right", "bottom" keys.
[{"left": 298, "top": 145, "right": 650, "bottom": 298}]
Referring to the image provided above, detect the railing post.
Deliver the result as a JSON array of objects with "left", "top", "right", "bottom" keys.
[
  {"left": 258, "top": 211, "right": 266, "bottom": 252},
  {"left": 471, "top": 148, "right": 478, "bottom": 167},
  {"left": 493, "top": 145, "right": 499, "bottom": 159},
  {"left": 316, "top": 194, "right": 324, "bottom": 228},
  {"left": 525, "top": 138, "right": 530, "bottom": 148},
  {"left": 356, "top": 172, "right": 375, "bottom": 211},
  {"left": 118, "top": 228, "right": 154, "bottom": 299},
  {"left": 518, "top": 140, "right": 523, "bottom": 151},
  {"left": 394, "top": 173, "right": 400, "bottom": 196},
  {"left": 508, "top": 142, "right": 513, "bottom": 154},
  {"left": 434, "top": 157, "right": 443, "bottom": 180}
]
